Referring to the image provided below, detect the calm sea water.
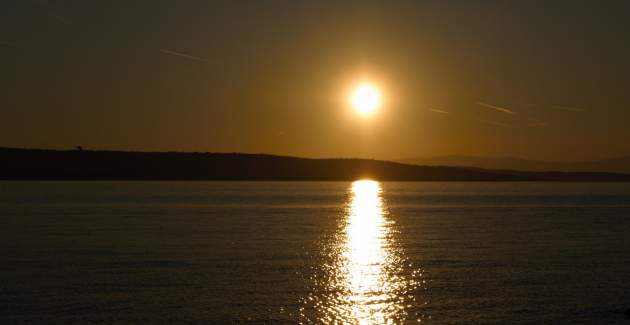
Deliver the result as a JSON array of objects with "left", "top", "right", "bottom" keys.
[{"left": 1, "top": 181, "right": 630, "bottom": 324}]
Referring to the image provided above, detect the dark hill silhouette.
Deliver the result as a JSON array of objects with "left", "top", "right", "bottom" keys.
[
  {"left": 1, "top": 147, "right": 629, "bottom": 181},
  {"left": 398, "top": 155, "right": 630, "bottom": 174}
]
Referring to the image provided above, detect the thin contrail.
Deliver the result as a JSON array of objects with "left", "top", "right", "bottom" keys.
[
  {"left": 429, "top": 108, "right": 450, "bottom": 114},
  {"left": 0, "top": 41, "right": 20, "bottom": 48},
  {"left": 477, "top": 102, "right": 516, "bottom": 115},
  {"left": 31, "top": 1, "right": 71, "bottom": 25},
  {"left": 553, "top": 105, "right": 585, "bottom": 112},
  {"left": 477, "top": 119, "right": 510, "bottom": 127},
  {"left": 529, "top": 121, "right": 548, "bottom": 127},
  {"left": 50, "top": 13, "right": 71, "bottom": 25},
  {"left": 160, "top": 49, "right": 208, "bottom": 62},
  {"left": 526, "top": 116, "right": 549, "bottom": 127}
]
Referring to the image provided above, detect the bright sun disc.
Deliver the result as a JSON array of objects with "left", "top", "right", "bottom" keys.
[{"left": 351, "top": 84, "right": 381, "bottom": 115}]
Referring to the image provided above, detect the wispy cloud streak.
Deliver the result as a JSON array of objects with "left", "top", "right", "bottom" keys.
[
  {"left": 429, "top": 108, "right": 450, "bottom": 114},
  {"left": 477, "top": 102, "right": 516, "bottom": 115},
  {"left": 160, "top": 49, "right": 208, "bottom": 62}
]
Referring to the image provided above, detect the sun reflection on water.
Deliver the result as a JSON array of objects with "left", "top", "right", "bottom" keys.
[
  {"left": 345, "top": 180, "right": 392, "bottom": 323},
  {"left": 302, "top": 180, "right": 422, "bottom": 324}
]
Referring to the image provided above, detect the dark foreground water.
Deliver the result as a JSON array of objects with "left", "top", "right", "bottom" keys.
[{"left": 1, "top": 181, "right": 629, "bottom": 324}]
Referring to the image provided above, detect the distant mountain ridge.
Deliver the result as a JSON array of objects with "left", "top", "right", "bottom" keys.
[
  {"left": 1, "top": 147, "right": 629, "bottom": 181},
  {"left": 398, "top": 155, "right": 630, "bottom": 174}
]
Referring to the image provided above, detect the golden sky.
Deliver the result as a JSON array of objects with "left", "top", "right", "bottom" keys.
[{"left": 2, "top": 1, "right": 630, "bottom": 161}]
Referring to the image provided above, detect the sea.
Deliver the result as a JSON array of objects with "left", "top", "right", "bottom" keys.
[{"left": 1, "top": 181, "right": 629, "bottom": 324}]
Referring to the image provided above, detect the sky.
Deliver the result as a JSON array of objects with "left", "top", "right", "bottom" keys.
[{"left": 2, "top": 0, "right": 630, "bottom": 162}]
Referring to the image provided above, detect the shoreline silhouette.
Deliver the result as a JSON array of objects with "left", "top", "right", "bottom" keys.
[{"left": 2, "top": 147, "right": 629, "bottom": 181}]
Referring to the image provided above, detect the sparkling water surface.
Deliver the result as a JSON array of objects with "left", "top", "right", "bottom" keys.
[{"left": 1, "top": 181, "right": 629, "bottom": 324}]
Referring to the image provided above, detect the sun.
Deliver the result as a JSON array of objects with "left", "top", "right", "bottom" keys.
[{"left": 350, "top": 83, "right": 382, "bottom": 116}]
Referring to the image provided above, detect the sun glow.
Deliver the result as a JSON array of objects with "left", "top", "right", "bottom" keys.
[{"left": 350, "top": 84, "right": 382, "bottom": 116}]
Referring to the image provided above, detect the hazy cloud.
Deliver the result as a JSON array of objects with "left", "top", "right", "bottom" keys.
[
  {"left": 477, "top": 102, "right": 516, "bottom": 115},
  {"left": 160, "top": 49, "right": 208, "bottom": 62},
  {"left": 429, "top": 108, "right": 450, "bottom": 114}
]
